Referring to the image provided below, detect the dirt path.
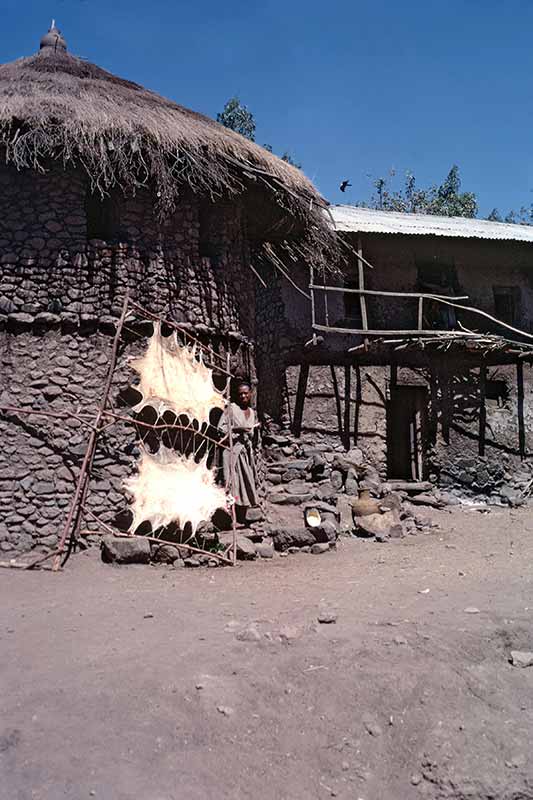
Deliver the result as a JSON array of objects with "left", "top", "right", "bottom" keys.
[{"left": 2, "top": 506, "right": 533, "bottom": 800}]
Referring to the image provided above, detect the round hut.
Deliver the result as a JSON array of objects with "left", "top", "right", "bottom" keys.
[{"left": 0, "top": 25, "right": 329, "bottom": 556}]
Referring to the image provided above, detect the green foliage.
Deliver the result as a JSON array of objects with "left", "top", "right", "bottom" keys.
[
  {"left": 503, "top": 206, "right": 533, "bottom": 225},
  {"left": 217, "top": 97, "right": 256, "bottom": 141},
  {"left": 217, "top": 97, "right": 301, "bottom": 167},
  {"left": 280, "top": 152, "right": 302, "bottom": 168},
  {"left": 487, "top": 208, "right": 502, "bottom": 222},
  {"left": 364, "top": 165, "right": 477, "bottom": 218}
]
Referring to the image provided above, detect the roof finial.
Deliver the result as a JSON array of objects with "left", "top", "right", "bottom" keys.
[{"left": 39, "top": 20, "right": 67, "bottom": 53}]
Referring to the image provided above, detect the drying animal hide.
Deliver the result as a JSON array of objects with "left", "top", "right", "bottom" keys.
[
  {"left": 124, "top": 447, "right": 227, "bottom": 534},
  {"left": 130, "top": 322, "right": 225, "bottom": 423}
]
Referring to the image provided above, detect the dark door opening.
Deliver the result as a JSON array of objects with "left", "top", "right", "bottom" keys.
[{"left": 387, "top": 385, "right": 428, "bottom": 480}]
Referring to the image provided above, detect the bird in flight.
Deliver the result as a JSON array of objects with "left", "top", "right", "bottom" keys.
[{"left": 339, "top": 180, "right": 352, "bottom": 193}]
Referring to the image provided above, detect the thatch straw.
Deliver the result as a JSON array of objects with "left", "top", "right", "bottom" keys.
[{"left": 0, "top": 37, "right": 327, "bottom": 242}]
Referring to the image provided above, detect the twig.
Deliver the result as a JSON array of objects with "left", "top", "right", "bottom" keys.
[
  {"left": 99, "top": 410, "right": 230, "bottom": 450},
  {"left": 0, "top": 405, "right": 97, "bottom": 430}
]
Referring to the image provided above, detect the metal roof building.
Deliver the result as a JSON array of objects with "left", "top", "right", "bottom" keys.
[{"left": 330, "top": 205, "right": 533, "bottom": 243}]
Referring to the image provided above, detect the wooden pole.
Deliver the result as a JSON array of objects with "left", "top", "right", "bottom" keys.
[
  {"left": 479, "top": 365, "right": 486, "bottom": 457},
  {"left": 309, "top": 263, "right": 316, "bottom": 329},
  {"left": 309, "top": 285, "right": 469, "bottom": 300},
  {"left": 293, "top": 363, "right": 309, "bottom": 437},
  {"left": 226, "top": 352, "right": 237, "bottom": 566},
  {"left": 517, "top": 361, "right": 525, "bottom": 458},
  {"left": 53, "top": 294, "right": 130, "bottom": 571},
  {"left": 357, "top": 237, "right": 369, "bottom": 333},
  {"left": 418, "top": 297, "right": 424, "bottom": 331}
]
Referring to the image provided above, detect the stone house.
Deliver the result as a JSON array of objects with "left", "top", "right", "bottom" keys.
[
  {"left": 258, "top": 206, "right": 533, "bottom": 504},
  {"left": 0, "top": 26, "right": 333, "bottom": 555}
]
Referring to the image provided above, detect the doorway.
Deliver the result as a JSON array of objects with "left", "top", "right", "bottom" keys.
[{"left": 387, "top": 385, "right": 428, "bottom": 480}]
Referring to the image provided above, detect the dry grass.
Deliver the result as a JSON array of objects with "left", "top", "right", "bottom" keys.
[{"left": 0, "top": 48, "right": 323, "bottom": 224}]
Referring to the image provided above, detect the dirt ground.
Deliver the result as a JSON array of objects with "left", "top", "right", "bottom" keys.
[{"left": 2, "top": 506, "right": 533, "bottom": 800}]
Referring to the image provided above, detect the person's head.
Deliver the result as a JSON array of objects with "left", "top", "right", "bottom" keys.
[{"left": 236, "top": 381, "right": 252, "bottom": 409}]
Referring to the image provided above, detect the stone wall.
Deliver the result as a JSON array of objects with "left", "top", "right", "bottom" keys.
[
  {"left": 281, "top": 362, "right": 533, "bottom": 504},
  {"left": 0, "top": 163, "right": 258, "bottom": 555}
]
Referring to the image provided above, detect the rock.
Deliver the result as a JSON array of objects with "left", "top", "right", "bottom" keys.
[
  {"left": 362, "top": 715, "right": 382, "bottom": 737},
  {"left": 281, "top": 470, "right": 299, "bottom": 483},
  {"left": 151, "top": 544, "right": 182, "bottom": 564},
  {"left": 101, "top": 535, "right": 151, "bottom": 565},
  {"left": 313, "top": 522, "right": 337, "bottom": 544},
  {"left": 331, "top": 449, "right": 364, "bottom": 473},
  {"left": 353, "top": 511, "right": 402, "bottom": 541},
  {"left": 510, "top": 650, "right": 533, "bottom": 668},
  {"left": 336, "top": 495, "right": 355, "bottom": 534},
  {"left": 270, "top": 527, "right": 316, "bottom": 551},
  {"left": 236, "top": 625, "right": 261, "bottom": 642},
  {"left": 234, "top": 535, "right": 257, "bottom": 560},
  {"left": 499, "top": 486, "right": 525, "bottom": 507},
  {"left": 318, "top": 484, "right": 337, "bottom": 501},
  {"left": 411, "top": 773, "right": 423, "bottom": 786},
  {"left": 216, "top": 705, "right": 234, "bottom": 716},
  {"left": 393, "top": 635, "right": 408, "bottom": 645},
  {"left": 264, "top": 434, "right": 291, "bottom": 446},
  {"left": 317, "top": 610, "right": 337, "bottom": 624},
  {"left": 286, "top": 480, "right": 312, "bottom": 495},
  {"left": 266, "top": 473, "right": 283, "bottom": 485},
  {"left": 383, "top": 481, "right": 433, "bottom": 494},
  {"left": 345, "top": 468, "right": 358, "bottom": 495},
  {"left": 330, "top": 470, "right": 343, "bottom": 490},
  {"left": 184, "top": 557, "right": 201, "bottom": 567},
  {"left": 379, "top": 492, "right": 403, "bottom": 512},
  {"left": 311, "top": 542, "right": 330, "bottom": 554},
  {"left": 409, "top": 493, "right": 442, "bottom": 508},
  {"left": 255, "top": 543, "right": 274, "bottom": 559},
  {"left": 245, "top": 507, "right": 264, "bottom": 523},
  {"left": 279, "top": 626, "right": 300, "bottom": 643},
  {"left": 464, "top": 606, "right": 480, "bottom": 614},
  {"left": 269, "top": 493, "right": 313, "bottom": 506}
]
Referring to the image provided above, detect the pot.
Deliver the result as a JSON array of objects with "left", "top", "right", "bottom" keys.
[{"left": 351, "top": 489, "right": 380, "bottom": 518}]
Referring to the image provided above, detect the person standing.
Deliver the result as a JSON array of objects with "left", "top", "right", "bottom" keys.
[{"left": 219, "top": 381, "right": 259, "bottom": 521}]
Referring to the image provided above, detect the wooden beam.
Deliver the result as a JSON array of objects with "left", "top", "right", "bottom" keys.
[
  {"left": 357, "top": 237, "right": 369, "bottom": 332},
  {"left": 293, "top": 363, "right": 309, "bottom": 438},
  {"left": 312, "top": 324, "right": 480, "bottom": 337},
  {"left": 309, "top": 285, "right": 469, "bottom": 301},
  {"left": 517, "top": 361, "right": 526, "bottom": 457},
  {"left": 479, "top": 364, "right": 486, "bottom": 456}
]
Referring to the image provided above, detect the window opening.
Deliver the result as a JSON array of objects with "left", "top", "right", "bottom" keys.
[{"left": 86, "top": 191, "right": 120, "bottom": 241}]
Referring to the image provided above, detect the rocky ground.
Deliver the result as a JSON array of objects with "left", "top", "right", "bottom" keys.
[{"left": 2, "top": 505, "right": 533, "bottom": 800}]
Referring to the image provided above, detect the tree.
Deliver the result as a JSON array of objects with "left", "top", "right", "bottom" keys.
[
  {"left": 364, "top": 166, "right": 477, "bottom": 218},
  {"left": 487, "top": 208, "right": 502, "bottom": 222},
  {"left": 217, "top": 97, "right": 256, "bottom": 141},
  {"left": 503, "top": 205, "right": 533, "bottom": 225},
  {"left": 217, "top": 97, "right": 301, "bottom": 168}
]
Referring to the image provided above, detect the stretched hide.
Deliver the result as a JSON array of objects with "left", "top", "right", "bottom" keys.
[
  {"left": 130, "top": 322, "right": 225, "bottom": 424},
  {"left": 124, "top": 447, "right": 227, "bottom": 534}
]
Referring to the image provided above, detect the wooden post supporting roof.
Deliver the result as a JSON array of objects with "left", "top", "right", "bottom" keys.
[
  {"left": 517, "top": 361, "right": 526, "bottom": 458},
  {"left": 479, "top": 364, "right": 486, "bottom": 457}
]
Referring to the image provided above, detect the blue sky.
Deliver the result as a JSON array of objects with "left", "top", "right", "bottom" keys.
[{"left": 2, "top": 0, "right": 533, "bottom": 216}]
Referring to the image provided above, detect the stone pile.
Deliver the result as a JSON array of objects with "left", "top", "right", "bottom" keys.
[{"left": 260, "top": 431, "right": 444, "bottom": 546}]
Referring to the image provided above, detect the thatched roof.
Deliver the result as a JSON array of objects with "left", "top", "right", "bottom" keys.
[{"left": 0, "top": 25, "right": 326, "bottom": 235}]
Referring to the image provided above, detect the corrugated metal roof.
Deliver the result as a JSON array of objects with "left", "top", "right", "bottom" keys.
[{"left": 330, "top": 205, "right": 533, "bottom": 243}]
